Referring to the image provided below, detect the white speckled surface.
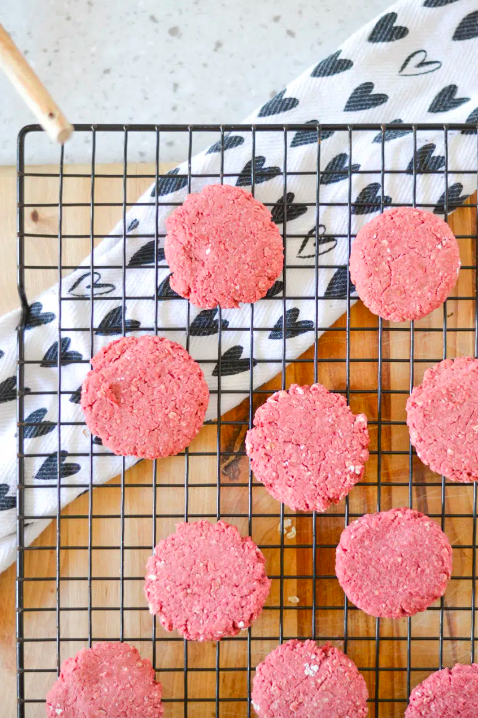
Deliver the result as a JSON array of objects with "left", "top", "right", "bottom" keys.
[{"left": 1, "top": 0, "right": 391, "bottom": 165}]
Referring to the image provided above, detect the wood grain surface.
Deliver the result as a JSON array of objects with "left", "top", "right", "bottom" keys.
[{"left": 0, "top": 164, "right": 476, "bottom": 717}]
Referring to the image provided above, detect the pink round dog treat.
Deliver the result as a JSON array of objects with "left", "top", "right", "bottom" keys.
[
  {"left": 245, "top": 384, "right": 369, "bottom": 512},
  {"left": 251, "top": 640, "right": 369, "bottom": 718},
  {"left": 349, "top": 207, "right": 460, "bottom": 321},
  {"left": 336, "top": 507, "right": 453, "bottom": 618},
  {"left": 407, "top": 357, "right": 478, "bottom": 482},
  {"left": 81, "top": 335, "right": 208, "bottom": 459},
  {"left": 164, "top": 184, "right": 284, "bottom": 308},
  {"left": 46, "top": 642, "right": 163, "bottom": 718},
  {"left": 145, "top": 520, "right": 271, "bottom": 641},
  {"left": 406, "top": 663, "right": 478, "bottom": 718}
]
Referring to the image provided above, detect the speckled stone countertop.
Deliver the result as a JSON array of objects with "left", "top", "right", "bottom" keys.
[{"left": 1, "top": 0, "right": 391, "bottom": 165}]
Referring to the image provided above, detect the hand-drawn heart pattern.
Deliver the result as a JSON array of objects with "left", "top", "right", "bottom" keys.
[
  {"left": 352, "top": 183, "right": 392, "bottom": 215},
  {"left": 270, "top": 192, "right": 308, "bottom": 224},
  {"left": 433, "top": 183, "right": 470, "bottom": 214},
  {"left": 265, "top": 281, "right": 284, "bottom": 298},
  {"left": 453, "top": 11, "right": 478, "bottom": 42},
  {"left": 236, "top": 157, "right": 282, "bottom": 187},
  {"left": 127, "top": 219, "right": 140, "bottom": 233},
  {"left": 372, "top": 119, "right": 413, "bottom": 143},
  {"left": 399, "top": 50, "right": 442, "bottom": 76},
  {"left": 320, "top": 153, "right": 361, "bottom": 185},
  {"left": 35, "top": 450, "right": 81, "bottom": 481},
  {"left": 462, "top": 107, "right": 478, "bottom": 134},
  {"left": 290, "top": 121, "right": 334, "bottom": 148},
  {"left": 0, "top": 376, "right": 16, "bottom": 404},
  {"left": 41, "top": 338, "right": 83, "bottom": 367},
  {"left": 428, "top": 85, "right": 470, "bottom": 113},
  {"left": 70, "top": 386, "right": 82, "bottom": 404},
  {"left": 258, "top": 89, "right": 299, "bottom": 117},
  {"left": 0, "top": 484, "right": 15, "bottom": 511},
  {"left": 311, "top": 50, "right": 353, "bottom": 77},
  {"left": 157, "top": 274, "right": 181, "bottom": 298},
  {"left": 325, "top": 267, "right": 357, "bottom": 298},
  {"left": 128, "top": 241, "right": 166, "bottom": 267},
  {"left": 212, "top": 346, "right": 258, "bottom": 377},
  {"left": 0, "top": 350, "right": 4, "bottom": 360},
  {"left": 406, "top": 144, "right": 445, "bottom": 173},
  {"left": 344, "top": 83, "right": 388, "bottom": 112},
  {"left": 23, "top": 408, "right": 55, "bottom": 439},
  {"left": 207, "top": 134, "right": 245, "bottom": 154},
  {"left": 150, "top": 167, "right": 188, "bottom": 198},
  {"left": 68, "top": 271, "right": 116, "bottom": 297},
  {"left": 269, "top": 308, "right": 314, "bottom": 340},
  {"left": 368, "top": 12, "right": 409, "bottom": 43},
  {"left": 189, "top": 309, "right": 229, "bottom": 337},
  {"left": 424, "top": 0, "right": 460, "bottom": 6},
  {"left": 297, "top": 226, "right": 338, "bottom": 260},
  {"left": 25, "top": 302, "right": 55, "bottom": 330},
  {"left": 95, "top": 307, "right": 141, "bottom": 336}
]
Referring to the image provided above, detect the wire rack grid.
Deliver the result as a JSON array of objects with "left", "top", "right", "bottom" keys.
[{"left": 16, "top": 123, "right": 478, "bottom": 718}]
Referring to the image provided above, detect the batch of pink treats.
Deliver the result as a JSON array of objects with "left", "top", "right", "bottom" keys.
[{"left": 47, "top": 185, "right": 478, "bottom": 717}]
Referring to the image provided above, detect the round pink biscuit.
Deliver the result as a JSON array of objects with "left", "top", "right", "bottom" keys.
[
  {"left": 81, "top": 335, "right": 208, "bottom": 459},
  {"left": 407, "top": 357, "right": 478, "bottom": 482},
  {"left": 349, "top": 207, "right": 460, "bottom": 322},
  {"left": 46, "top": 642, "right": 163, "bottom": 718},
  {"left": 245, "top": 384, "right": 369, "bottom": 512},
  {"left": 336, "top": 507, "right": 453, "bottom": 618},
  {"left": 406, "top": 663, "right": 478, "bottom": 717},
  {"left": 144, "top": 520, "right": 271, "bottom": 641},
  {"left": 164, "top": 184, "right": 284, "bottom": 308},
  {"left": 251, "top": 640, "right": 369, "bottom": 718}
]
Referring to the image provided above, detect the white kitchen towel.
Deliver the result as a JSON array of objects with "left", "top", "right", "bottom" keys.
[{"left": 1, "top": 0, "right": 478, "bottom": 573}]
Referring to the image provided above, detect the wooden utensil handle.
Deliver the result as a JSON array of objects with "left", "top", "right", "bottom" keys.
[{"left": 0, "top": 22, "right": 73, "bottom": 144}]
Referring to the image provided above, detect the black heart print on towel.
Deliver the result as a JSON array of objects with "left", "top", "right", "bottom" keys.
[
  {"left": 428, "top": 85, "right": 470, "bottom": 112},
  {"left": 368, "top": 12, "right": 409, "bottom": 43},
  {"left": 95, "top": 307, "right": 141, "bottom": 336},
  {"left": 265, "top": 281, "right": 284, "bottom": 298},
  {"left": 25, "top": 302, "right": 55, "bottom": 330},
  {"left": 236, "top": 157, "right": 282, "bottom": 187},
  {"left": 271, "top": 192, "right": 308, "bottom": 224},
  {"left": 424, "top": 0, "right": 460, "bottom": 6},
  {"left": 41, "top": 338, "right": 83, "bottom": 367},
  {"left": 453, "top": 11, "right": 478, "bottom": 41},
  {"left": 212, "top": 346, "right": 258, "bottom": 377},
  {"left": 372, "top": 120, "right": 413, "bottom": 143},
  {"left": 344, "top": 83, "right": 388, "bottom": 112},
  {"left": 190, "top": 309, "right": 229, "bottom": 337},
  {"left": 0, "top": 484, "right": 15, "bottom": 511},
  {"left": 399, "top": 50, "right": 442, "bottom": 76},
  {"left": 128, "top": 241, "right": 166, "bottom": 267},
  {"left": 269, "top": 308, "right": 314, "bottom": 340},
  {"left": 433, "top": 183, "right": 470, "bottom": 214},
  {"left": 290, "top": 121, "right": 334, "bottom": 148},
  {"left": 68, "top": 271, "right": 115, "bottom": 298},
  {"left": 207, "top": 135, "right": 245, "bottom": 154},
  {"left": 151, "top": 168, "right": 188, "bottom": 198},
  {"left": 320, "top": 154, "right": 361, "bottom": 185},
  {"left": 325, "top": 267, "right": 357, "bottom": 298},
  {"left": 297, "top": 226, "right": 337, "bottom": 260},
  {"left": 23, "top": 408, "right": 55, "bottom": 439},
  {"left": 462, "top": 107, "right": 478, "bottom": 133},
  {"left": 258, "top": 89, "right": 299, "bottom": 117},
  {"left": 127, "top": 219, "right": 139, "bottom": 233},
  {"left": 35, "top": 450, "right": 81, "bottom": 481},
  {"left": 0, "top": 376, "right": 16, "bottom": 404},
  {"left": 70, "top": 386, "right": 82, "bottom": 404},
  {"left": 352, "top": 183, "right": 392, "bottom": 215},
  {"left": 158, "top": 274, "right": 181, "bottom": 298},
  {"left": 311, "top": 50, "right": 353, "bottom": 77},
  {"left": 406, "top": 144, "right": 445, "bottom": 173}
]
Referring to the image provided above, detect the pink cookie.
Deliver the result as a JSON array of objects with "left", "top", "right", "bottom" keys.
[
  {"left": 406, "top": 663, "right": 478, "bottom": 717},
  {"left": 349, "top": 207, "right": 460, "bottom": 321},
  {"left": 145, "top": 520, "right": 271, "bottom": 641},
  {"left": 46, "top": 642, "right": 163, "bottom": 718},
  {"left": 81, "top": 335, "right": 208, "bottom": 459},
  {"left": 245, "top": 384, "right": 369, "bottom": 512},
  {"left": 336, "top": 507, "right": 453, "bottom": 618},
  {"left": 407, "top": 357, "right": 478, "bottom": 482},
  {"left": 251, "top": 640, "right": 369, "bottom": 718},
  {"left": 165, "top": 184, "right": 284, "bottom": 308}
]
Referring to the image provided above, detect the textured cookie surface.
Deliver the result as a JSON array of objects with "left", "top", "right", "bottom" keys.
[
  {"left": 165, "top": 184, "right": 284, "bottom": 308},
  {"left": 349, "top": 207, "right": 460, "bottom": 321},
  {"left": 145, "top": 520, "right": 271, "bottom": 641},
  {"left": 336, "top": 507, "right": 453, "bottom": 618},
  {"left": 406, "top": 663, "right": 478, "bottom": 717},
  {"left": 81, "top": 335, "right": 208, "bottom": 459},
  {"left": 46, "top": 642, "right": 163, "bottom": 718},
  {"left": 245, "top": 384, "right": 369, "bottom": 512},
  {"left": 407, "top": 357, "right": 478, "bottom": 482},
  {"left": 251, "top": 640, "right": 369, "bottom": 718}
]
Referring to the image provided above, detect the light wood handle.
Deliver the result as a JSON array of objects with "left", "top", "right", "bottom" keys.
[{"left": 0, "top": 23, "right": 73, "bottom": 144}]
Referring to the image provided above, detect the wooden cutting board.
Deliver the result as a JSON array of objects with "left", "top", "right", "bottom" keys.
[{"left": 0, "top": 164, "right": 476, "bottom": 718}]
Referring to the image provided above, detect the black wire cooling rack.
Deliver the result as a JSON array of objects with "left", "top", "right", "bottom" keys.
[{"left": 16, "top": 123, "right": 478, "bottom": 718}]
